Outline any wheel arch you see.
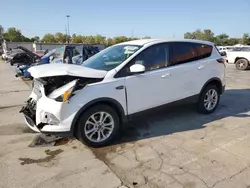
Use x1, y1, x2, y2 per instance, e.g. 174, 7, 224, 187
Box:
234, 57, 249, 64
70, 98, 127, 137
200, 78, 223, 95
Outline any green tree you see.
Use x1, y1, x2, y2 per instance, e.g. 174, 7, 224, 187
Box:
184, 29, 242, 46
20, 36, 31, 42
214, 33, 229, 45
55, 32, 67, 43
241, 33, 250, 45
94, 35, 106, 45
105, 37, 114, 47
113, 36, 129, 44
41, 33, 57, 43
2, 27, 23, 42
72, 34, 83, 43
142, 36, 151, 39
227, 38, 240, 46
85, 35, 96, 44
128, 37, 139, 41
30, 36, 40, 42
192, 29, 204, 40
184, 29, 214, 41
203, 29, 214, 41
184, 32, 195, 39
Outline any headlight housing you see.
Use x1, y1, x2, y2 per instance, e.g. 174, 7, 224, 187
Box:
48, 79, 78, 102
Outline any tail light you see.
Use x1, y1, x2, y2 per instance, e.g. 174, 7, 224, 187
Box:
217, 58, 226, 66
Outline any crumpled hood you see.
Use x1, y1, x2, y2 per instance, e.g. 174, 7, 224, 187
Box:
28, 63, 107, 78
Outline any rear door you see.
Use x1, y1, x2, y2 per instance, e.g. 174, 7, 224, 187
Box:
193, 43, 217, 88
167, 42, 202, 100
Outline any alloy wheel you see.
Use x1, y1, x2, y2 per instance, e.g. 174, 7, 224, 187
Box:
204, 89, 218, 111
84, 111, 114, 143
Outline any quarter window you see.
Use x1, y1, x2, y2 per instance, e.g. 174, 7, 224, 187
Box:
194, 43, 213, 59
170, 42, 198, 65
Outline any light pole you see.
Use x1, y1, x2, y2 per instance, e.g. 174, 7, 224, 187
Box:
66, 15, 70, 43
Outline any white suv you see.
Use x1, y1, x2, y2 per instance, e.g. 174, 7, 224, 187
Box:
21, 39, 226, 147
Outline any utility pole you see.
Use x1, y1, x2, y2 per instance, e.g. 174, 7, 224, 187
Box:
66, 15, 70, 43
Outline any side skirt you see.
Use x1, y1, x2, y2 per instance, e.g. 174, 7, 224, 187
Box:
127, 94, 199, 121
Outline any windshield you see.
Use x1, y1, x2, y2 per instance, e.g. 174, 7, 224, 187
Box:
42, 47, 65, 59
42, 49, 56, 58
82, 44, 141, 71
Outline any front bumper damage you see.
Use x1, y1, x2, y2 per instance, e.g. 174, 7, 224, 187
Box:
20, 98, 37, 131
20, 82, 76, 136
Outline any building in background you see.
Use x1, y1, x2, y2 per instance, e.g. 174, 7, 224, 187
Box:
1, 41, 105, 54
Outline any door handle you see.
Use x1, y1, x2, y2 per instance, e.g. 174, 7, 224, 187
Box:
161, 72, 171, 78
116, 85, 125, 90
198, 65, 204, 70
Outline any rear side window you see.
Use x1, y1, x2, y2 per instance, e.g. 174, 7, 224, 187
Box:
170, 42, 199, 65
194, 43, 213, 59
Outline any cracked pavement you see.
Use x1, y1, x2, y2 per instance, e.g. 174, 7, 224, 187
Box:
1, 61, 250, 188
92, 64, 250, 188
0, 61, 122, 188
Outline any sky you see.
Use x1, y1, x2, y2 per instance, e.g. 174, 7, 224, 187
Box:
1, 0, 250, 39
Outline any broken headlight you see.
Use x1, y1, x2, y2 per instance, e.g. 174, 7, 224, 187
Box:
48, 79, 78, 102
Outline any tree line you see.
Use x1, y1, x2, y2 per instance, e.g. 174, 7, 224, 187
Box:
0, 27, 151, 47
184, 29, 250, 46
1, 26, 250, 47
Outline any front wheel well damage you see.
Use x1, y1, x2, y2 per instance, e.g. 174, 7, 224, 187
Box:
72, 99, 126, 138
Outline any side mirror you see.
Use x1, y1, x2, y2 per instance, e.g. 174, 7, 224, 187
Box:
130, 64, 145, 74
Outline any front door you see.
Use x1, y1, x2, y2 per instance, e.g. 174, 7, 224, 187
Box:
124, 43, 177, 114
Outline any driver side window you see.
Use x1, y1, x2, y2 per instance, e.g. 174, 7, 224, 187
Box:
133, 43, 169, 71
114, 43, 169, 78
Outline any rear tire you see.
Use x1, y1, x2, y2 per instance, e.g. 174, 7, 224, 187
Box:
198, 85, 220, 114
76, 104, 120, 148
235, 59, 249, 70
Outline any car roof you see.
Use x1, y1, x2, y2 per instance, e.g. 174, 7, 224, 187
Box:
119, 38, 214, 46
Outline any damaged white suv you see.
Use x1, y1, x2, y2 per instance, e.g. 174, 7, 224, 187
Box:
21, 39, 226, 147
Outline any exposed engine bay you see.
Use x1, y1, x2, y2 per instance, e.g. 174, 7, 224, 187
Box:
20, 75, 103, 131
36, 75, 103, 96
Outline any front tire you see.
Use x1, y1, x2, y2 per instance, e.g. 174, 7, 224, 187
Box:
235, 59, 249, 70
198, 85, 220, 114
76, 104, 120, 147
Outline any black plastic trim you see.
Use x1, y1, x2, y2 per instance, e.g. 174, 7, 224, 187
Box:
40, 131, 74, 138
128, 94, 199, 120
200, 77, 223, 94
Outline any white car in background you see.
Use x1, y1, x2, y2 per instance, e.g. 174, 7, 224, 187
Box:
226, 51, 250, 70
21, 39, 226, 147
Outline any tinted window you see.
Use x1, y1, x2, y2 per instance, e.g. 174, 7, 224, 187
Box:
171, 42, 198, 65
132, 43, 169, 71
73, 49, 80, 56
194, 43, 213, 59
